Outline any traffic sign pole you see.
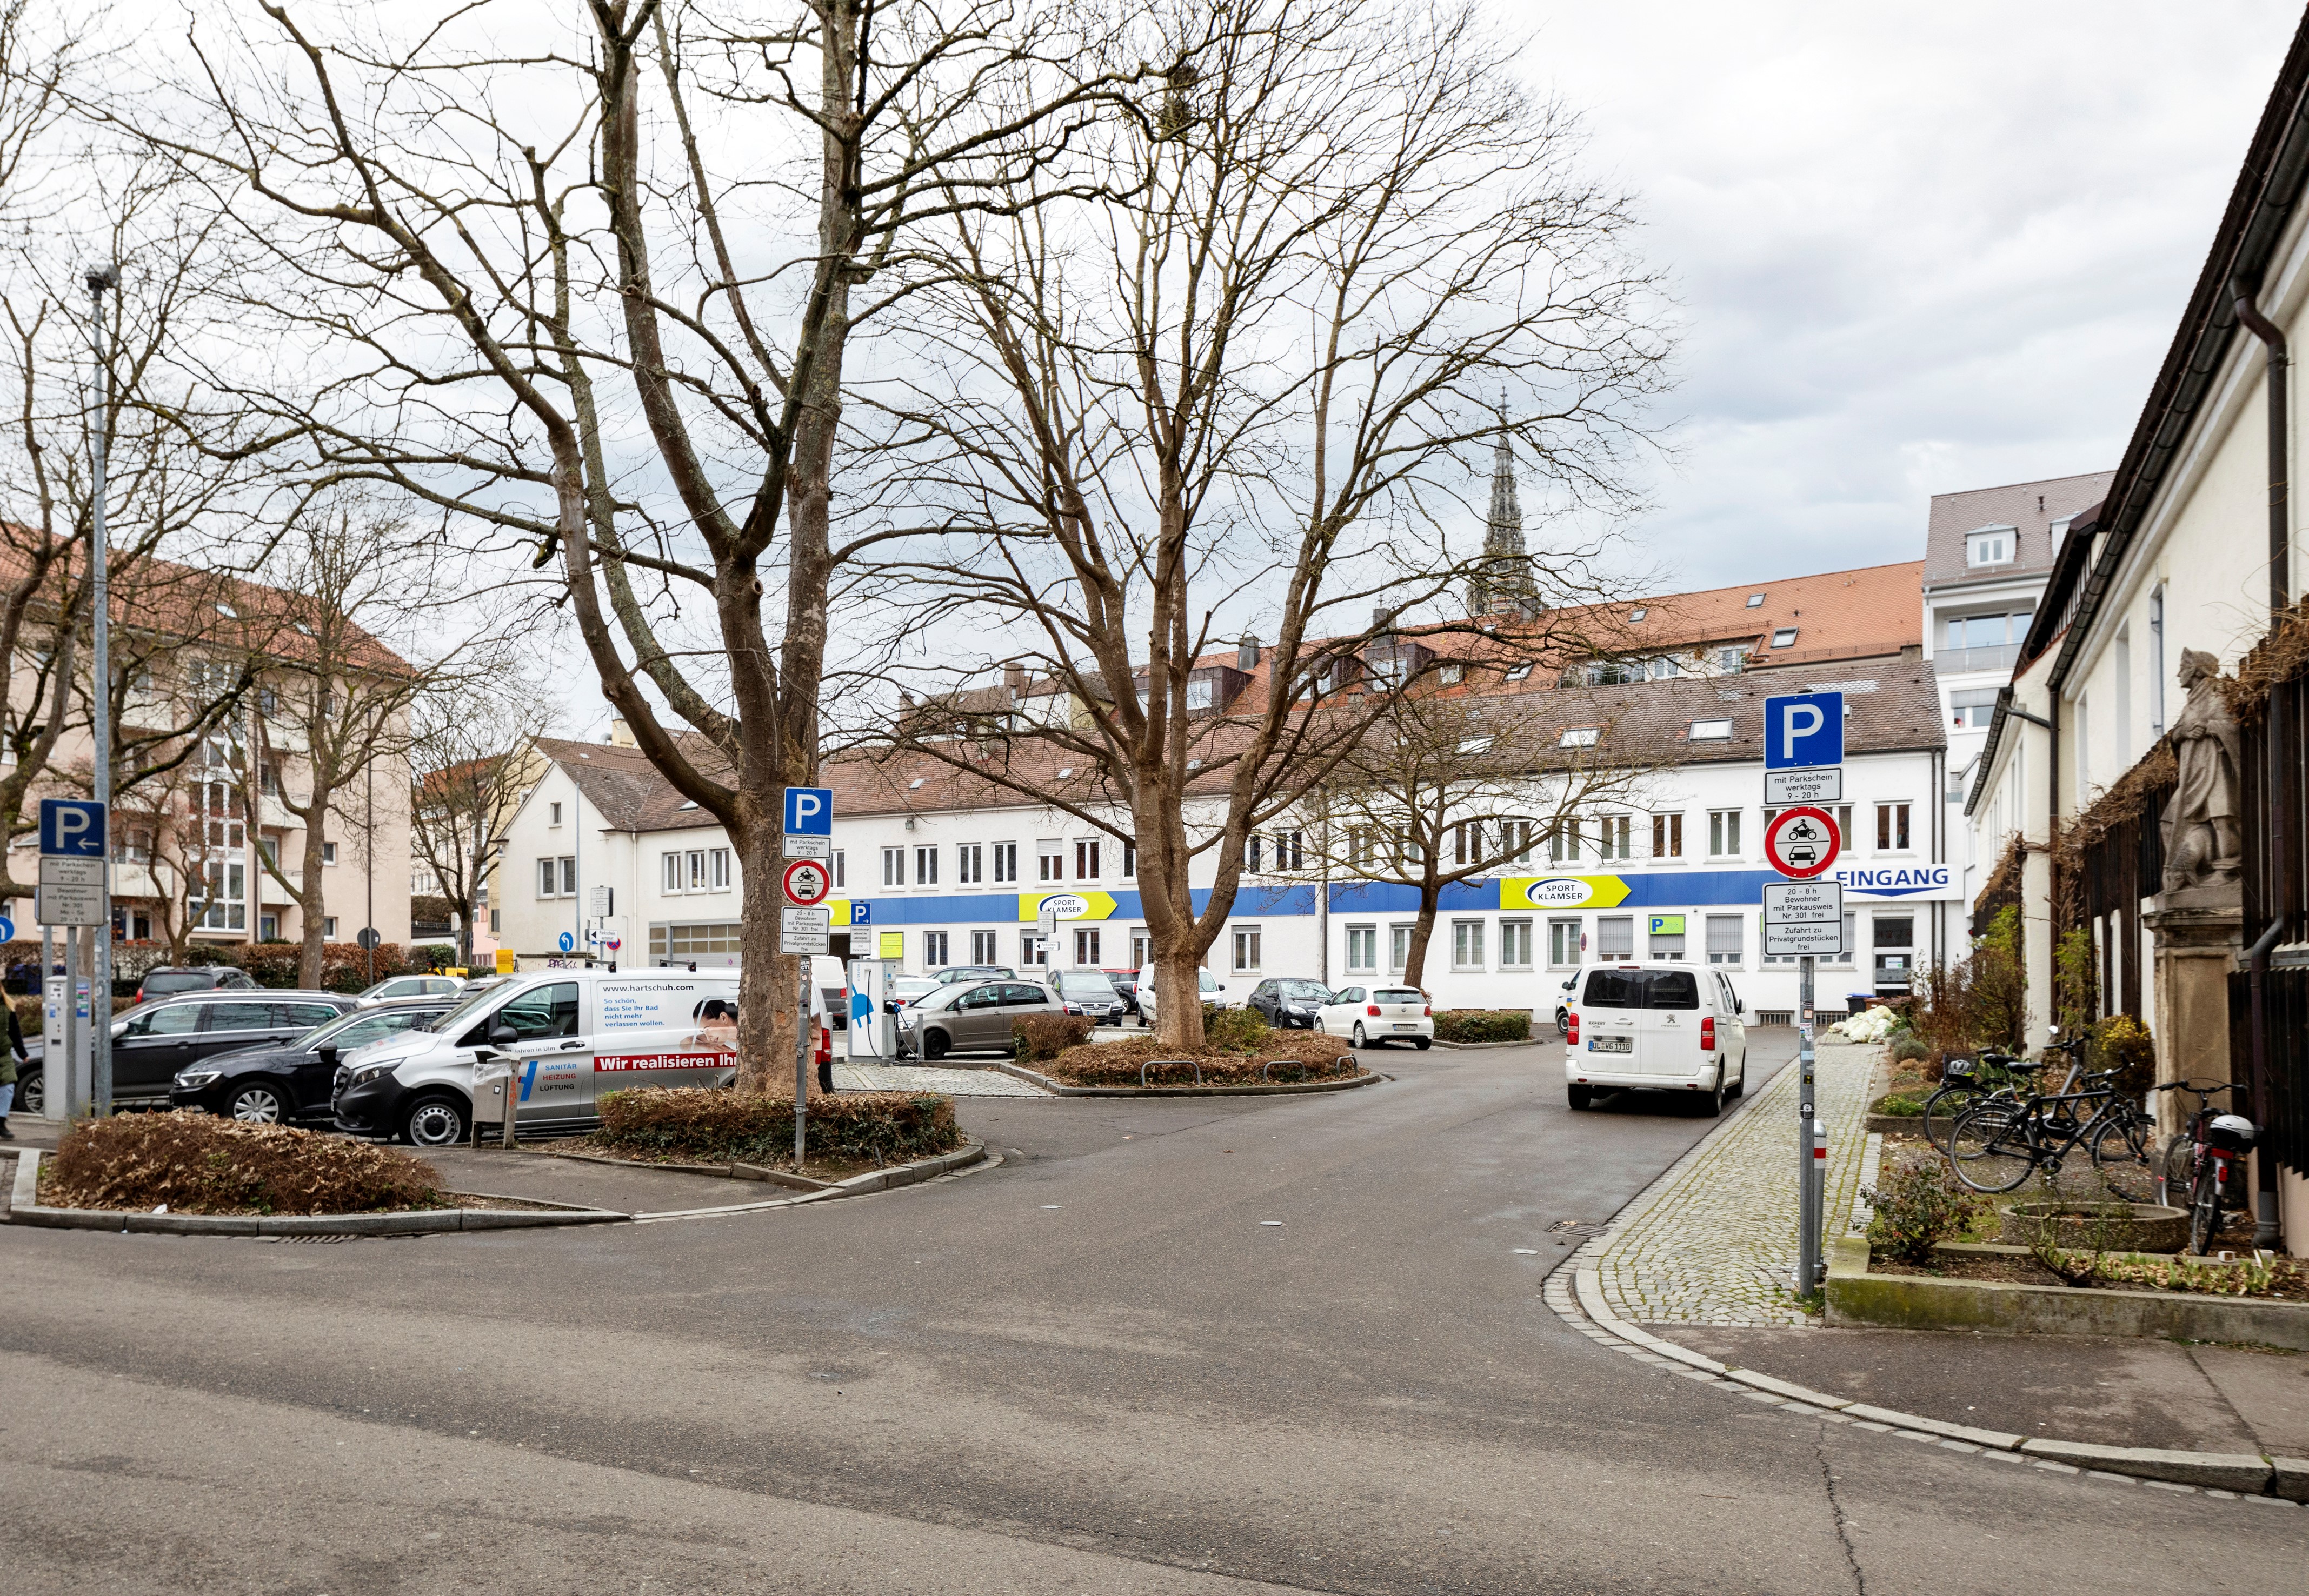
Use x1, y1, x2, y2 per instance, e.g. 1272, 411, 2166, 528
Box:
1764, 692, 1842, 1299
783, 786, 834, 1171
90, 265, 117, 1117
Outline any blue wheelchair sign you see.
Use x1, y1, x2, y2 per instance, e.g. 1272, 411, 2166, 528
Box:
558, 931, 575, 953
1763, 692, 1844, 770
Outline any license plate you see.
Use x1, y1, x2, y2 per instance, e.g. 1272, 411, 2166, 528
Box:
1393, 1023, 1417, 1031
1588, 1036, 1633, 1054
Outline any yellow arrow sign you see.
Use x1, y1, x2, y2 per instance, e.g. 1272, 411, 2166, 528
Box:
1500, 875, 1631, 911
1018, 890, 1119, 924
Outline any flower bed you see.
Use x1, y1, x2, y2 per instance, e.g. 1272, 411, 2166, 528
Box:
1432, 1009, 1531, 1044
1040, 1030, 1362, 1087
593, 1086, 961, 1167
43, 1112, 444, 1215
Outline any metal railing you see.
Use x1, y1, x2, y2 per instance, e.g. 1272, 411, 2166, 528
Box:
1935, 642, 2021, 673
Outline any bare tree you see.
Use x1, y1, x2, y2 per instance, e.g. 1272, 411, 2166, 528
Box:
409, 687, 550, 967
109, 1, 1192, 1085
874, 0, 1669, 1045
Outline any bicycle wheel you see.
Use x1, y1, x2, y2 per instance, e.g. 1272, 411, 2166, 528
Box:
2158, 1135, 2193, 1207
1948, 1101, 2037, 1193
1921, 1083, 1981, 1153
2088, 1117, 2157, 1205
2188, 1164, 2220, 1256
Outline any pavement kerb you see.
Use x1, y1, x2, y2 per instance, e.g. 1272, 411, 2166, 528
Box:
1429, 1038, 1532, 1051
1546, 1120, 2304, 1502
992, 1061, 1386, 1097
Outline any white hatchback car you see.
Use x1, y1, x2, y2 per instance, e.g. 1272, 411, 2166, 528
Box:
1316, 984, 1433, 1050
1563, 962, 1748, 1116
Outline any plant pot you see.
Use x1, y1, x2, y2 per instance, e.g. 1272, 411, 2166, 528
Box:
1997, 1201, 2190, 1254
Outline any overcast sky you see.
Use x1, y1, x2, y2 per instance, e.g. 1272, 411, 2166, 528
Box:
1515, 0, 2304, 589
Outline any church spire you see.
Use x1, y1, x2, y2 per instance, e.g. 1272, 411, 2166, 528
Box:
1469, 420, 1538, 617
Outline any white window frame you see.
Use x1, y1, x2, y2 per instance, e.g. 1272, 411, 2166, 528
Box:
1594, 916, 1634, 960
1875, 802, 1913, 853
1231, 924, 1262, 973
1450, 919, 1485, 971
1707, 809, 1741, 858
322, 841, 338, 865
710, 848, 731, 890
970, 929, 999, 964
1652, 812, 1683, 859
992, 842, 1018, 883
1548, 918, 1581, 968
1075, 838, 1101, 879
1346, 924, 1378, 974
915, 844, 939, 885
957, 843, 982, 885
1705, 913, 1743, 967
881, 846, 906, 887
1037, 840, 1064, 882
923, 930, 950, 967
1074, 926, 1102, 966
661, 852, 681, 893
1595, 814, 1631, 860
1500, 918, 1534, 970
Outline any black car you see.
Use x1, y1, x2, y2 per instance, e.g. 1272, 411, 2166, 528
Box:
170, 998, 455, 1124
136, 965, 258, 1002
16, 990, 357, 1115
1099, 969, 1143, 1018
1246, 978, 1334, 1029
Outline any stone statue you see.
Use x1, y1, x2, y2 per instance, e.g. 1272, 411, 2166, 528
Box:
2160, 648, 2243, 893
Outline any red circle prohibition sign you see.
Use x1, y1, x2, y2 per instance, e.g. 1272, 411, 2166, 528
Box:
1764, 805, 1840, 879
782, 858, 833, 906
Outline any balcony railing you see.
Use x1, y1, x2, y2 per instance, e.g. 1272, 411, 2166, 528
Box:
1936, 642, 2020, 674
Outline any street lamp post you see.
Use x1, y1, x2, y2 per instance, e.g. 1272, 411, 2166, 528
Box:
89, 263, 119, 1117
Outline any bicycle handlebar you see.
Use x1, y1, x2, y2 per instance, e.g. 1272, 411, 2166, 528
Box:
2151, 1079, 2238, 1096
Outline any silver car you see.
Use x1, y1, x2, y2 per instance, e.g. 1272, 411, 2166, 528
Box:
901, 979, 1060, 1060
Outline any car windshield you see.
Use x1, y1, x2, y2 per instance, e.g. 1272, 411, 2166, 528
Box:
300, 1006, 439, 1050
1197, 972, 1220, 993
910, 984, 968, 1012
1058, 975, 1112, 998
418, 980, 516, 1036
1279, 981, 1330, 1000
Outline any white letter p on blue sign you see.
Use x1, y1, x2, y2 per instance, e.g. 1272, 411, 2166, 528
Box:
1763, 692, 1842, 771
784, 785, 833, 836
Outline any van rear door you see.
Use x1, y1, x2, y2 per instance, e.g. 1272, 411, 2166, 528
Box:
1579, 968, 1643, 1064
1638, 967, 1702, 1074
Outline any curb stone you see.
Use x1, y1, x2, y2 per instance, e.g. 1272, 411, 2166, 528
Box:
993, 1061, 1384, 1097
1542, 1130, 2301, 1502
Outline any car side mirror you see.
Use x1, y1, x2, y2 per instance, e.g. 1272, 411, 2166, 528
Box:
317, 1046, 339, 1067
489, 1023, 518, 1046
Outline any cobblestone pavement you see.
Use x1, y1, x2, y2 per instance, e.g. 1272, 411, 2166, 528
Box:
833, 1062, 1050, 1097
1588, 1040, 1880, 1327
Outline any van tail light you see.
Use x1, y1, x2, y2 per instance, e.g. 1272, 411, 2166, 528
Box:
815, 1024, 832, 1065
1366, 1004, 1382, 1017
1567, 1012, 1580, 1045
1701, 1016, 1716, 1051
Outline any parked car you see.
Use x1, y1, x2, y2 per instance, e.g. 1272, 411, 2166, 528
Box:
354, 973, 465, 1007
929, 965, 1015, 986
1099, 968, 1143, 1019
1246, 978, 1333, 1030
899, 978, 1060, 1060
1315, 984, 1432, 1050
170, 997, 456, 1124
1054, 970, 1126, 1025
1132, 966, 1229, 1026
12, 990, 361, 1116
1563, 962, 1749, 1117
135, 966, 257, 1003
884, 975, 940, 1013
1553, 974, 1579, 1038
332, 967, 828, 1147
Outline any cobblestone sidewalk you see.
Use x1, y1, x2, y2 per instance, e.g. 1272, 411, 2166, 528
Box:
1587, 1040, 1880, 1327
833, 1063, 1050, 1098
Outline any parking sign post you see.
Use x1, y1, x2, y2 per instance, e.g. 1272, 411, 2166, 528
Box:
783, 786, 834, 1169
1762, 694, 1840, 1297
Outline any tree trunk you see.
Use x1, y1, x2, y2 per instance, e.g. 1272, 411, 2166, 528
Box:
1402, 890, 1439, 991
734, 816, 799, 1093
296, 820, 329, 988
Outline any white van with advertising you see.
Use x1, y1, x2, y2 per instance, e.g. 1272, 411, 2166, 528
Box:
1563, 962, 1749, 1117
329, 967, 827, 1147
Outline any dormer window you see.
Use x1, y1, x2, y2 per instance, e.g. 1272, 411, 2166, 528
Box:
1502, 662, 1533, 682
1688, 718, 1734, 741
1559, 726, 1599, 749
1968, 526, 2015, 566
1629, 607, 1648, 622
1458, 735, 1494, 754
1745, 593, 1765, 608
1771, 627, 1798, 649
909, 777, 925, 790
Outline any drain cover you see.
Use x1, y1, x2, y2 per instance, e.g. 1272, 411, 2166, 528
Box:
1546, 1219, 1607, 1236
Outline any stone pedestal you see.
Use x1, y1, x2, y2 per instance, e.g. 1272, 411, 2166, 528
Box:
2142, 887, 2243, 1146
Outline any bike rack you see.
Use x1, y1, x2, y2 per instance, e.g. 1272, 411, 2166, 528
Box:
1142, 1057, 1202, 1087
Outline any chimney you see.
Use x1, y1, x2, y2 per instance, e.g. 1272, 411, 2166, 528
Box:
1003, 661, 1027, 698
606, 718, 637, 747
1236, 635, 1260, 670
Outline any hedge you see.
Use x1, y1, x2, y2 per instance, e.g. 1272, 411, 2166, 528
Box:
45, 1111, 444, 1214
1432, 1009, 1532, 1044
0, 938, 429, 996
594, 1086, 961, 1167
1012, 1012, 1094, 1061
1043, 1027, 1361, 1087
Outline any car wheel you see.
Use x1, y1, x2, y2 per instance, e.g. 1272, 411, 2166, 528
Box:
17, 1068, 42, 1117
401, 1094, 469, 1148
228, 1082, 290, 1124
1702, 1071, 1725, 1118
1414, 1038, 1432, 1050
1555, 1009, 1569, 1039
923, 1029, 949, 1061
1352, 1023, 1367, 1050
1728, 1052, 1747, 1099
1568, 1084, 1592, 1111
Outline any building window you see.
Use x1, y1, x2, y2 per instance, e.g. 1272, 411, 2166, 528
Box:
1021, 932, 1049, 968
1278, 830, 1302, 871
1074, 838, 1101, 879
1875, 802, 1911, 851
662, 852, 681, 892
1037, 840, 1064, 882
1652, 812, 1683, 858
923, 931, 949, 967
1950, 687, 1999, 729
1708, 810, 1741, 857
648, 920, 743, 965
1745, 593, 1765, 607
1559, 725, 1599, 748
1648, 916, 1686, 960
1500, 919, 1533, 970
1688, 718, 1733, 741
1074, 926, 1101, 966
323, 916, 338, 938
915, 845, 939, 885
687, 850, 707, 892
992, 842, 1018, 883
490, 909, 501, 934
537, 858, 558, 897
831, 850, 846, 890
1389, 923, 1414, 972
1500, 818, 1534, 864
1718, 647, 1745, 673
1706, 914, 1742, 966
1130, 926, 1152, 967
1439, 663, 1463, 684
1968, 529, 2013, 566
1122, 838, 1137, 876
1595, 916, 1633, 959
2150, 584, 2166, 734
882, 847, 906, 887
970, 930, 998, 964
1549, 820, 1582, 864
957, 844, 982, 885
1451, 919, 1485, 970
549, 802, 562, 826
1595, 814, 1631, 860
1548, 919, 1581, 967
1449, 822, 1478, 867
1771, 627, 1798, 649
1248, 834, 1263, 873
1232, 925, 1262, 973
322, 842, 338, 865
710, 848, 730, 890
560, 857, 577, 895
1346, 924, 1378, 973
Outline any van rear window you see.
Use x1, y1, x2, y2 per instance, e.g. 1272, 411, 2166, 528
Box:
1580, 969, 1700, 1010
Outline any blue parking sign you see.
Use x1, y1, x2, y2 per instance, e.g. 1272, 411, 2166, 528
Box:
850, 900, 870, 926
39, 798, 107, 857
1763, 693, 1843, 770
784, 785, 833, 836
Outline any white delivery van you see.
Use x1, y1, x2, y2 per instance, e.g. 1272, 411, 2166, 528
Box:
329, 967, 826, 1146
1563, 962, 1748, 1117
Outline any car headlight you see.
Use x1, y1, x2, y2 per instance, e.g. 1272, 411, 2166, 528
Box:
350, 1061, 398, 1087
174, 1068, 221, 1089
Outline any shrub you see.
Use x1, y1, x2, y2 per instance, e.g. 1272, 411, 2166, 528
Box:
2093, 1013, 2156, 1096
1862, 1160, 1980, 1265
1013, 1012, 1094, 1061
1870, 1091, 1928, 1118
1202, 1005, 1274, 1053
594, 1087, 961, 1167
1042, 1030, 1360, 1087
44, 1112, 443, 1215
1888, 1034, 1931, 1065
1433, 1009, 1531, 1044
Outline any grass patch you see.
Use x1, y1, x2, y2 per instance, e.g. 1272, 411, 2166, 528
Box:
44, 1112, 444, 1216
1040, 1025, 1363, 1087
1869, 1090, 1929, 1118
594, 1087, 961, 1167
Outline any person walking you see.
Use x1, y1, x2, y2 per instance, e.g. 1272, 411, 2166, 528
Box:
1, 999, 23, 1139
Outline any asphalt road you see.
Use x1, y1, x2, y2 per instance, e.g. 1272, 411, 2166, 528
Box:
3, 1036, 2304, 1594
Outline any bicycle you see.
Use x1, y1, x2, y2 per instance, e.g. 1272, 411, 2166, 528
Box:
2151, 1080, 2258, 1255
1922, 1029, 2087, 1154
1944, 1067, 2154, 1197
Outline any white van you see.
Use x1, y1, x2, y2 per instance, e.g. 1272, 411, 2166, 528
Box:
1563, 962, 1748, 1117
1133, 965, 1230, 1027
329, 967, 826, 1146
